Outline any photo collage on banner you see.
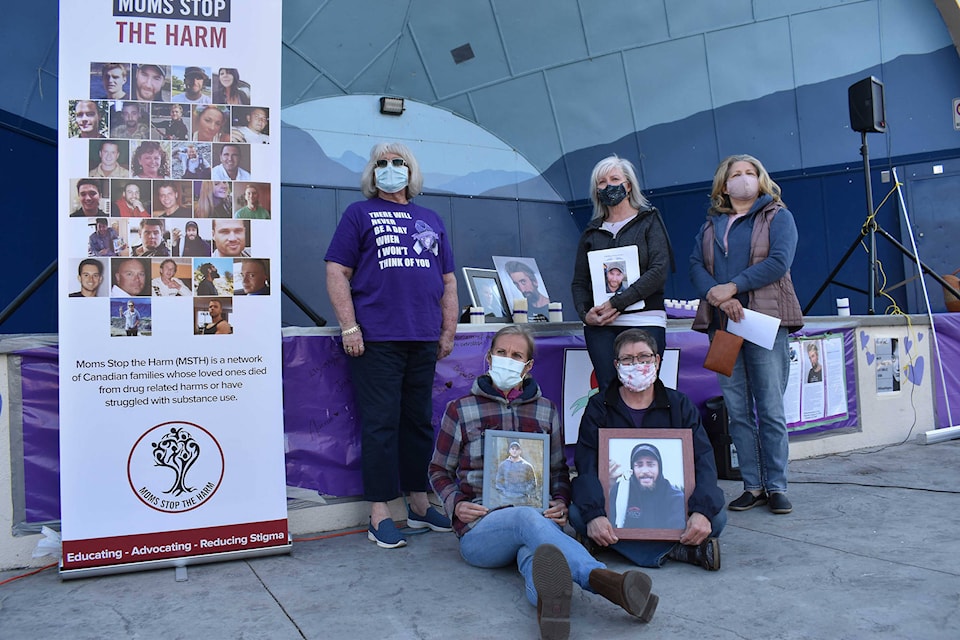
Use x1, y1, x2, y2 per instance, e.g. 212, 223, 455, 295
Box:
67, 60, 273, 336
58, 1, 288, 577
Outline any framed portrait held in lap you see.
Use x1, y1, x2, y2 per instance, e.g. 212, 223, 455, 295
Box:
600, 429, 694, 541
482, 430, 550, 511
462, 267, 511, 323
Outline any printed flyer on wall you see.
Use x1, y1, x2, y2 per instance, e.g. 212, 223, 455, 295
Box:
57, 0, 288, 577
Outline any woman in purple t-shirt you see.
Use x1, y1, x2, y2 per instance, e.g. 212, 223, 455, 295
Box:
324, 142, 459, 549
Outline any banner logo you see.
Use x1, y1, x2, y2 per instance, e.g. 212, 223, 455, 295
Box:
128, 421, 224, 513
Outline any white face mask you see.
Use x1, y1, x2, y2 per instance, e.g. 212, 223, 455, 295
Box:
617, 362, 657, 393
488, 355, 527, 391
375, 164, 409, 194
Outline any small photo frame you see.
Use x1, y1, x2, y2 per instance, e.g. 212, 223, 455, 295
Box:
587, 247, 645, 312
462, 267, 510, 322
600, 429, 694, 540
493, 256, 552, 321
482, 430, 550, 511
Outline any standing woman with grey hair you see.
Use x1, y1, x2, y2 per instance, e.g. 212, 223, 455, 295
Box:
571, 155, 673, 395
325, 142, 459, 549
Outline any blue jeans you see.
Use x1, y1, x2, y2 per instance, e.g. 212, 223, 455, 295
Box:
584, 324, 666, 396
347, 341, 438, 502
459, 507, 605, 607
715, 327, 790, 493
568, 503, 727, 568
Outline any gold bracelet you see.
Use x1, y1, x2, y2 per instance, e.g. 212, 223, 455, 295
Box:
340, 324, 361, 336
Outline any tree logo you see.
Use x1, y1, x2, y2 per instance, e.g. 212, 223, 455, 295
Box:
128, 421, 224, 513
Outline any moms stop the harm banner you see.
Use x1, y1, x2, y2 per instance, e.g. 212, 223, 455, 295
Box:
57, 1, 288, 577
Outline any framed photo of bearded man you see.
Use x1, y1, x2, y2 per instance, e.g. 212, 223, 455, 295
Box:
599, 429, 694, 541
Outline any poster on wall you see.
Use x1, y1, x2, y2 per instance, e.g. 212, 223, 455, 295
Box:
786, 335, 848, 432
57, 0, 288, 577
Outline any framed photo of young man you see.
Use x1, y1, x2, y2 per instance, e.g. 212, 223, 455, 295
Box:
482, 430, 550, 511
462, 267, 511, 323
599, 429, 694, 541
586, 247, 645, 311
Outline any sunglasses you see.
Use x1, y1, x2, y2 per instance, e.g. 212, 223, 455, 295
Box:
375, 158, 407, 168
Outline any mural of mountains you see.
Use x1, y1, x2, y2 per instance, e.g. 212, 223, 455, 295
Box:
282, 122, 561, 201
432, 170, 561, 201
335, 150, 367, 173
280, 123, 360, 186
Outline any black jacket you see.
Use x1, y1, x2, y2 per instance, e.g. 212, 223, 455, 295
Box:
570, 207, 672, 320
573, 380, 724, 526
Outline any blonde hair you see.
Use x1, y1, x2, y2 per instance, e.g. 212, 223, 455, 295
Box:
196, 181, 231, 218
708, 154, 784, 215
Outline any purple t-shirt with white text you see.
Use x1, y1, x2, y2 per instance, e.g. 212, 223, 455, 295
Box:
324, 197, 454, 341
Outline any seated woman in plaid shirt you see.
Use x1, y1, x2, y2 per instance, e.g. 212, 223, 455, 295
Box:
429, 326, 658, 639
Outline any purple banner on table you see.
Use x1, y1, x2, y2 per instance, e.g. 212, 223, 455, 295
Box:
933, 314, 960, 428
17, 325, 864, 524
18, 346, 61, 524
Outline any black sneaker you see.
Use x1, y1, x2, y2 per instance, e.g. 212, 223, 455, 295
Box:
768, 492, 793, 514
667, 537, 721, 571
575, 531, 600, 557
728, 491, 767, 511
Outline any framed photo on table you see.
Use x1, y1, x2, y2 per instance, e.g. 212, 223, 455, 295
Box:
462, 267, 511, 323
600, 429, 694, 541
482, 430, 550, 511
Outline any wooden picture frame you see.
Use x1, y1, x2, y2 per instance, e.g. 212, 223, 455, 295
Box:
482, 430, 550, 511
462, 267, 511, 323
599, 429, 694, 540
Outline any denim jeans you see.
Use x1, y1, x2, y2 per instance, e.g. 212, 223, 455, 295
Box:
459, 506, 605, 606
347, 341, 438, 502
715, 327, 790, 493
568, 503, 727, 568
584, 324, 666, 396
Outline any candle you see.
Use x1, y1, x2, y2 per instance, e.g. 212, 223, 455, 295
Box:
548, 302, 563, 322
512, 298, 528, 324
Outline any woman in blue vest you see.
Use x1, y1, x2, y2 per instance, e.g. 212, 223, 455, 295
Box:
690, 154, 803, 516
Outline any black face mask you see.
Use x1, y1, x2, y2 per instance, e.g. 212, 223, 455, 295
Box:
597, 183, 628, 207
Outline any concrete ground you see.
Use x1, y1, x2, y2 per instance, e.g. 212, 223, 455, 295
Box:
1, 439, 958, 639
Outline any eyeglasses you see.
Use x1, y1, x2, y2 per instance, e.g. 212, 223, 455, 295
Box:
375, 158, 407, 168
616, 354, 657, 366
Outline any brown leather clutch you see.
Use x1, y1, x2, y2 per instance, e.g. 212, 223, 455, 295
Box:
703, 329, 744, 377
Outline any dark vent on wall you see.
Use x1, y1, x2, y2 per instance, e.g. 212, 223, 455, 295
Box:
451, 43, 475, 64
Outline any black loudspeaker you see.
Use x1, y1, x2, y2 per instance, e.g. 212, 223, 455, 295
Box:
848, 76, 886, 133
702, 396, 741, 481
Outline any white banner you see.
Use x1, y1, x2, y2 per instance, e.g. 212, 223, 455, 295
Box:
58, 0, 288, 576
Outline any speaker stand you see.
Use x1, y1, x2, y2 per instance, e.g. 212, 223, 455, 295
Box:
805, 132, 960, 314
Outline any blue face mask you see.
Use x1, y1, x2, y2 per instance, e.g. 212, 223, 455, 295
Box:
375, 164, 409, 194
488, 355, 527, 391
597, 183, 628, 207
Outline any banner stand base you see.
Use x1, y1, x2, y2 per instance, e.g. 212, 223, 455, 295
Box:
59, 539, 292, 581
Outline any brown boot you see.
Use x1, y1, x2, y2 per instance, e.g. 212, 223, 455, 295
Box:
588, 568, 658, 622
533, 544, 572, 640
